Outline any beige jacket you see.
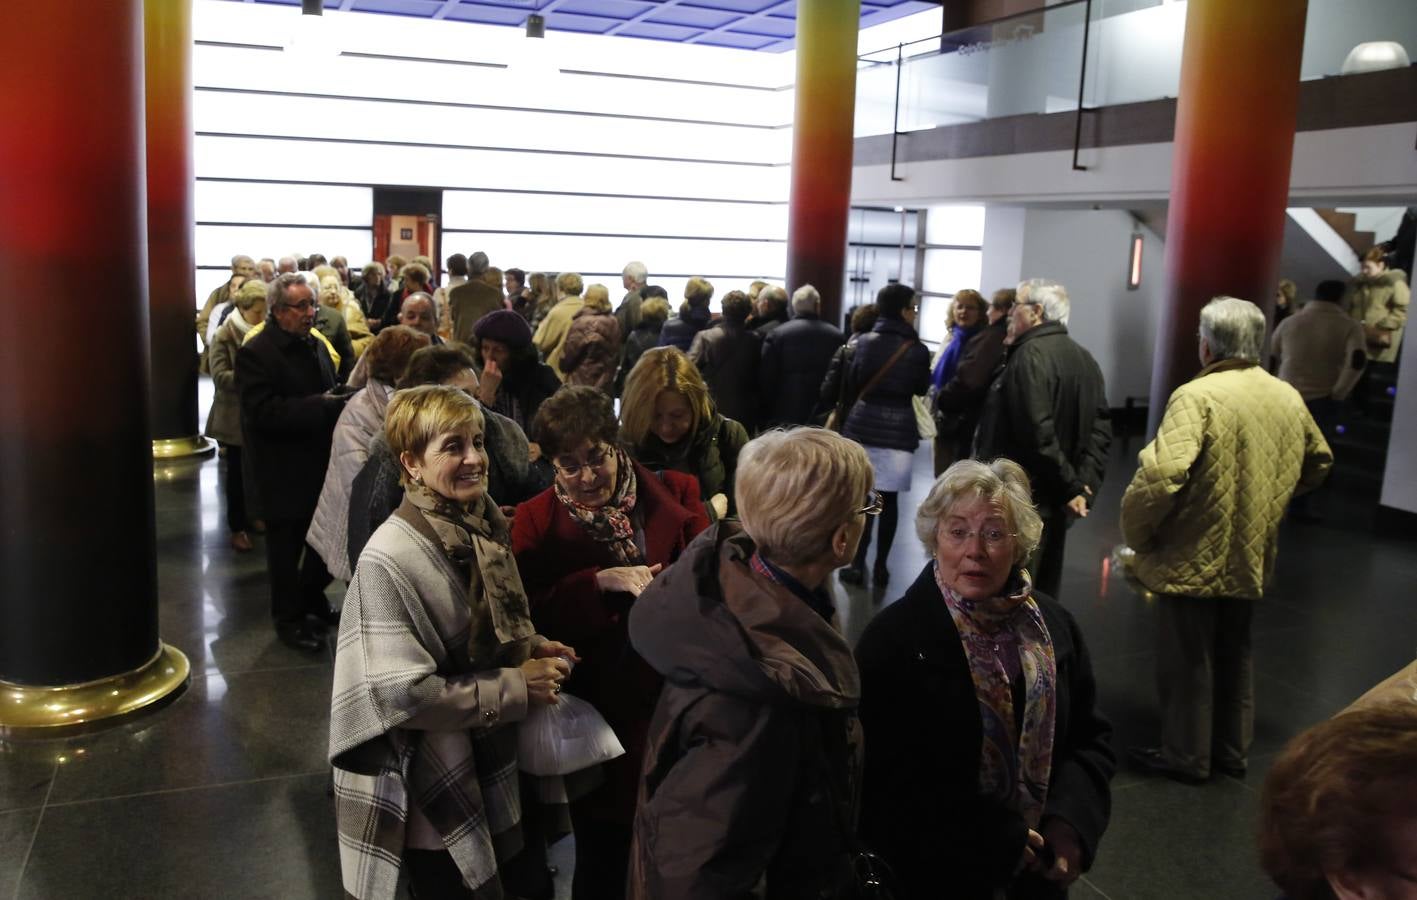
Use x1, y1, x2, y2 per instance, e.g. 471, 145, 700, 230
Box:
1346, 269, 1409, 363
532, 296, 585, 380
325, 287, 373, 358
1121, 360, 1332, 599
1271, 300, 1367, 401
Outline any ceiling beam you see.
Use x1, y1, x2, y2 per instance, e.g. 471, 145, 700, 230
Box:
602, 2, 675, 36
682, 0, 796, 44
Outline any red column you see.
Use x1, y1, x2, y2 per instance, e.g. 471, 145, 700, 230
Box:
1149, 0, 1308, 434
0, 0, 188, 728
786, 0, 863, 327
148, 0, 212, 459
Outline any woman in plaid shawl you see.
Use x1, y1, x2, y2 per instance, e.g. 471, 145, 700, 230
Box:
330, 385, 578, 900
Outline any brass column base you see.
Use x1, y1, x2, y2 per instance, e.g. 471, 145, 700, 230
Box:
0, 644, 191, 737
152, 435, 216, 460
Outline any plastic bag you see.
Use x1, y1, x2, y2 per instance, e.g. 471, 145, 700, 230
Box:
518, 692, 625, 776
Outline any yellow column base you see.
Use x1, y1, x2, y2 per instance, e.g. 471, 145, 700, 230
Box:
152, 435, 216, 460
0, 643, 191, 737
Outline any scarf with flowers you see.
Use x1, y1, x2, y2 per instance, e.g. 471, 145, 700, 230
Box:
935, 561, 1057, 828
553, 448, 644, 566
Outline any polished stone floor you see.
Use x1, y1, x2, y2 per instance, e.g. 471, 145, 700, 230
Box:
4, 420, 1415, 899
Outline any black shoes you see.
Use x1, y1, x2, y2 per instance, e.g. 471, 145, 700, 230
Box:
309, 605, 341, 632
277, 623, 326, 653
1128, 747, 1208, 785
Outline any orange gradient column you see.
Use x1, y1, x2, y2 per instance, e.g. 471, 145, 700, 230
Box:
1149, 0, 1308, 434
0, 0, 188, 726
147, 0, 212, 459
786, 0, 863, 327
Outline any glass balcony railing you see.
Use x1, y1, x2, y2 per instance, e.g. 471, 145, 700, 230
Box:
855, 0, 1417, 139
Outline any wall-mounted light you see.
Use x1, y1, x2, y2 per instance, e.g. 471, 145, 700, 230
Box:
526, 14, 545, 39
1127, 231, 1143, 290
302, 0, 322, 15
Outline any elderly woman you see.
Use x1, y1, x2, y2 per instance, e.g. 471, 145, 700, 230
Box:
614, 291, 670, 397
356, 261, 395, 331
346, 344, 549, 570
839, 283, 932, 587
856, 459, 1115, 899
627, 428, 871, 898
308, 326, 431, 583
620, 347, 749, 522
533, 271, 586, 377
934, 287, 1014, 467
512, 385, 708, 900
560, 283, 623, 393
928, 289, 987, 476
206, 278, 268, 552
472, 309, 563, 441
314, 265, 373, 357
658, 276, 715, 353
330, 384, 577, 900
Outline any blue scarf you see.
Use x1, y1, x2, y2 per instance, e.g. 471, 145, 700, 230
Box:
931, 324, 979, 389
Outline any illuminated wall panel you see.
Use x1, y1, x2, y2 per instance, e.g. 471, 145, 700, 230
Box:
196, 225, 373, 278
195, 181, 372, 226
442, 231, 784, 281
443, 191, 787, 241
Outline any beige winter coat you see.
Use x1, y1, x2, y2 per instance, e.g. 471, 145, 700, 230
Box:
324, 288, 373, 358
1121, 360, 1332, 600
1346, 268, 1409, 363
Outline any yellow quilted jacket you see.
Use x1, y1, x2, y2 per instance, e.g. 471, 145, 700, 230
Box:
1120, 360, 1332, 599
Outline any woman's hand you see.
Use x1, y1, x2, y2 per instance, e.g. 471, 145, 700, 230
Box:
595, 564, 664, 597
1017, 829, 1046, 873
521, 656, 572, 706
527, 441, 542, 463
709, 493, 729, 520
478, 358, 502, 406
1036, 819, 1083, 885
533, 641, 580, 665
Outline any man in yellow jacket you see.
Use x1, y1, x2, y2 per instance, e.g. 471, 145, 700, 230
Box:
1121, 296, 1331, 785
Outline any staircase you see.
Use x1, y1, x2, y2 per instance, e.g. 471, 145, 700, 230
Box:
1313, 208, 1377, 258
1321, 361, 1398, 529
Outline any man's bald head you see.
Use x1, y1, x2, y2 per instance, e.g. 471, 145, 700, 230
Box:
399, 292, 438, 337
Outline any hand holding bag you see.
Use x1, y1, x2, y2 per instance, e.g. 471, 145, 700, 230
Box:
518, 689, 626, 776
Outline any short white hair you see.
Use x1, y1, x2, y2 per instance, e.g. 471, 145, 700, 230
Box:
791, 284, 820, 315
231, 254, 253, 269
623, 261, 647, 286
1019, 278, 1070, 326
1200, 295, 1267, 362
915, 458, 1043, 567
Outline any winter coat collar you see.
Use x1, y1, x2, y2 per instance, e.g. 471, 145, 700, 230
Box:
1012, 319, 1068, 348
1194, 357, 1258, 380
871, 315, 920, 340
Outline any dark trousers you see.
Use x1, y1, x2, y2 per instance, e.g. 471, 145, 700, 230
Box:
569, 804, 631, 900
852, 491, 900, 573
1292, 397, 1340, 517
263, 512, 332, 628
1028, 505, 1070, 600
222, 444, 247, 533
1155, 595, 1254, 778
405, 849, 475, 900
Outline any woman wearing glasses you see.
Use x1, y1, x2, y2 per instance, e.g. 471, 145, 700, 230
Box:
626, 428, 872, 899
512, 385, 709, 900
855, 459, 1115, 899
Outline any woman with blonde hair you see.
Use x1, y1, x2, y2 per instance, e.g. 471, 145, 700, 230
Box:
658, 276, 714, 353
621, 347, 749, 522
857, 458, 1114, 899
525, 272, 556, 328
560, 283, 623, 393
314, 264, 373, 357
532, 271, 586, 377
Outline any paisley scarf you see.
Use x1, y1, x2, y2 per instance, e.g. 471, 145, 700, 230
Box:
404, 481, 536, 669
935, 561, 1057, 828
553, 448, 644, 566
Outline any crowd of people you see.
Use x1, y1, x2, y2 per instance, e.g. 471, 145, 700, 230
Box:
189, 242, 1407, 899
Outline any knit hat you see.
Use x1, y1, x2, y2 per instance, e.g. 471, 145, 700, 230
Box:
473, 309, 532, 349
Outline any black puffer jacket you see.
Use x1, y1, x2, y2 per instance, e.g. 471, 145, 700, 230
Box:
974, 321, 1111, 508
760, 313, 845, 427
840, 317, 932, 452
628, 522, 862, 900
658, 304, 714, 354
616, 319, 664, 397
688, 321, 762, 431
630, 413, 749, 521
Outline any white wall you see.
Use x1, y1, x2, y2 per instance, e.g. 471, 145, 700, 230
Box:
190, 0, 797, 306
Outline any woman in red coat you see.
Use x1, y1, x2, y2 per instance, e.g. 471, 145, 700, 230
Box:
513, 385, 709, 900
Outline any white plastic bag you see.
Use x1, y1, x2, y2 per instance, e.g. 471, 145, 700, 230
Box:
518, 692, 625, 776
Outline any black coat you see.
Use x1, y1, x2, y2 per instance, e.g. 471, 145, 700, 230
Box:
658, 304, 713, 354
855, 565, 1115, 900
934, 317, 1008, 439
356, 281, 395, 330
315, 306, 355, 383
840, 317, 932, 452
490, 351, 562, 437
616, 320, 664, 397
973, 321, 1111, 509
688, 321, 762, 431
236, 323, 345, 520
760, 313, 845, 427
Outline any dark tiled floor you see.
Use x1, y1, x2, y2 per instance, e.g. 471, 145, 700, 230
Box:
4, 401, 1415, 899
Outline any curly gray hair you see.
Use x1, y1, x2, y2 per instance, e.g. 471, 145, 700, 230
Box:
915, 458, 1043, 567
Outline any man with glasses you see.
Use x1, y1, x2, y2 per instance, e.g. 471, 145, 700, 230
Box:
237, 273, 352, 653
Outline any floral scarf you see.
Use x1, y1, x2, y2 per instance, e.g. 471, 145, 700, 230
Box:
403, 481, 536, 669
935, 562, 1057, 828
553, 448, 644, 566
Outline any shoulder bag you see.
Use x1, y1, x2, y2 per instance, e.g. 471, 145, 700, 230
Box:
826, 340, 913, 434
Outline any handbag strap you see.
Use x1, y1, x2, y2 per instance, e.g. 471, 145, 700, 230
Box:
849, 340, 914, 412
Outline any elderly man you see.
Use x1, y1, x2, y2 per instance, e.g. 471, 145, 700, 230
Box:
759, 283, 844, 428
237, 273, 352, 653
198, 255, 255, 347
1123, 296, 1331, 784
257, 258, 277, 283
277, 255, 298, 275
330, 255, 350, 287
448, 250, 502, 344
974, 278, 1110, 600
615, 260, 649, 335
751, 285, 790, 338
397, 292, 445, 343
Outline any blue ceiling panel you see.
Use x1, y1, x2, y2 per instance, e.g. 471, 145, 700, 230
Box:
641, 5, 737, 28
443, 3, 532, 24
618, 21, 706, 41
221, 0, 939, 51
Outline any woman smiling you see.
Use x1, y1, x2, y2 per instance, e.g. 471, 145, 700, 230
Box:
513, 385, 709, 900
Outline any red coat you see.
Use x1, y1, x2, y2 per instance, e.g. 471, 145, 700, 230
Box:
512, 461, 709, 824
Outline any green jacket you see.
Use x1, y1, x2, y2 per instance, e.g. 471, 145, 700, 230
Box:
1120, 360, 1332, 600
631, 414, 749, 522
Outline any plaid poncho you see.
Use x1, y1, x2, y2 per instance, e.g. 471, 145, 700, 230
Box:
330, 499, 555, 900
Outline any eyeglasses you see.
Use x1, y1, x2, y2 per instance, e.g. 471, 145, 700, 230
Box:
553, 445, 612, 479
278, 300, 316, 312
857, 490, 883, 517
940, 525, 1015, 549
